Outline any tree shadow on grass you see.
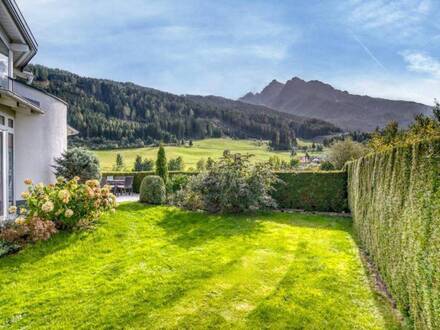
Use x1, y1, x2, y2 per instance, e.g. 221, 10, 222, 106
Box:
156, 208, 270, 249
157, 208, 352, 249
0, 229, 88, 271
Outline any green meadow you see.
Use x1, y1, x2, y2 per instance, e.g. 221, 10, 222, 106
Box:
94, 138, 320, 171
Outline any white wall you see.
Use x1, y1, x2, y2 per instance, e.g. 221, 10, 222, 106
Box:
13, 81, 67, 200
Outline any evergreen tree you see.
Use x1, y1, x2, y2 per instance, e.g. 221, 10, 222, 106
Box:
133, 155, 143, 171
206, 157, 214, 170
196, 159, 206, 171
156, 145, 168, 183
53, 147, 100, 181
433, 100, 440, 122
142, 159, 154, 171
168, 156, 184, 171
113, 153, 124, 171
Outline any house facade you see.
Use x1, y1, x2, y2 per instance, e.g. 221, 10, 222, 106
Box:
0, 0, 68, 220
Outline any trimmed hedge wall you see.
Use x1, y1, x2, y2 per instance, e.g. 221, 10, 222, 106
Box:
104, 170, 348, 212
102, 171, 198, 193
272, 171, 348, 212
346, 139, 440, 329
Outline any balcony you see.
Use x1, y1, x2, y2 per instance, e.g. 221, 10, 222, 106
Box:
0, 77, 43, 114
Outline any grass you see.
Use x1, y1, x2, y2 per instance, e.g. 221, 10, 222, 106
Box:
0, 203, 400, 329
94, 138, 322, 171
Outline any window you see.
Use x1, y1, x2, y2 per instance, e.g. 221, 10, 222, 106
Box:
8, 119, 13, 128
0, 39, 8, 90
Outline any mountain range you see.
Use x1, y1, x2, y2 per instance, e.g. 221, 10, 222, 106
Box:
28, 65, 340, 149
240, 77, 432, 132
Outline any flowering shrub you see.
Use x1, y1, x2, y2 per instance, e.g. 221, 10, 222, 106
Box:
0, 217, 57, 244
172, 153, 279, 213
21, 177, 117, 228
0, 177, 117, 255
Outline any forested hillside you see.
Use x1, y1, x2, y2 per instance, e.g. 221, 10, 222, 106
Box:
29, 65, 341, 149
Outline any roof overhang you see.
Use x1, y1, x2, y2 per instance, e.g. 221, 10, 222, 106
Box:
0, 88, 44, 114
0, 0, 38, 69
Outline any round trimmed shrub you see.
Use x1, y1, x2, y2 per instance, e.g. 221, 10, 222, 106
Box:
139, 176, 166, 204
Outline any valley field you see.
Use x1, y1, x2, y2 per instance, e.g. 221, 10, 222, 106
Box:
94, 138, 321, 171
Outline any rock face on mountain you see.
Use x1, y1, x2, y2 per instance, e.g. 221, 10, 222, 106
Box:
240, 77, 432, 132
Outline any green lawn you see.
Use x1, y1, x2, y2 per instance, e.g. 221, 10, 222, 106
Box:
0, 203, 400, 329
94, 138, 321, 171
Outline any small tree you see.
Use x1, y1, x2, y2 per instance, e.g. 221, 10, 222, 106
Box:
206, 157, 214, 170
53, 147, 100, 182
156, 145, 168, 183
196, 159, 206, 171
113, 153, 124, 171
328, 139, 367, 169
168, 156, 184, 171
289, 158, 300, 169
133, 155, 143, 172
320, 161, 335, 171
434, 100, 440, 123
142, 159, 154, 171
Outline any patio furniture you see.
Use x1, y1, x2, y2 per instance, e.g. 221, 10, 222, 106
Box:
118, 176, 134, 195
106, 176, 125, 195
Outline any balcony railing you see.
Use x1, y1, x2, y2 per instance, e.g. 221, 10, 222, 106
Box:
8, 77, 41, 107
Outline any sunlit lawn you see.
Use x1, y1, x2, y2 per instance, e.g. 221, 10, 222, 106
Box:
0, 203, 400, 329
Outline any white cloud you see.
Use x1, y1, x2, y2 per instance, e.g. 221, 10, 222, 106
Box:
344, 0, 433, 39
401, 51, 440, 78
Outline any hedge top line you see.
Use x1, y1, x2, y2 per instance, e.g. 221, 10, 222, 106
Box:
345, 137, 440, 168
101, 170, 346, 175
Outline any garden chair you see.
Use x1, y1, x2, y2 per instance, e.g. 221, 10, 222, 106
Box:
119, 176, 134, 195
111, 176, 124, 195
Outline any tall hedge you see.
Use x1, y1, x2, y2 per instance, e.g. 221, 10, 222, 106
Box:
346, 139, 440, 329
272, 171, 348, 212
104, 170, 348, 212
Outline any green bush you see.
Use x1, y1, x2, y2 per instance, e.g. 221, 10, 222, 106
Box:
139, 176, 166, 204
319, 161, 335, 171
166, 174, 189, 194
346, 139, 440, 329
168, 156, 184, 171
272, 171, 348, 212
133, 155, 154, 171
328, 139, 368, 169
53, 148, 101, 182
176, 153, 278, 213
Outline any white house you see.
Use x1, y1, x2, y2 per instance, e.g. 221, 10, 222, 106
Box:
0, 0, 69, 220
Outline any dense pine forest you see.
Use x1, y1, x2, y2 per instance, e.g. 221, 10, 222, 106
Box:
29, 65, 341, 150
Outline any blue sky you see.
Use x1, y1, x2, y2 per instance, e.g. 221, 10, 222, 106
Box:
17, 0, 440, 105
